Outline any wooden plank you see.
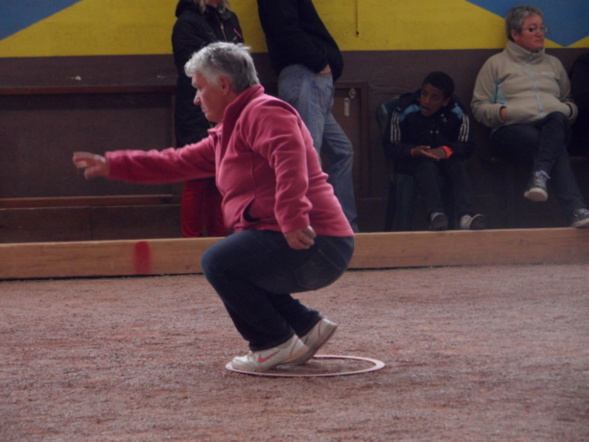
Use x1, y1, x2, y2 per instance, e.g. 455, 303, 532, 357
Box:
0, 238, 215, 280
1, 229, 588, 280
0, 85, 175, 96
0, 195, 179, 209
0, 205, 181, 243
90, 205, 181, 240
0, 208, 93, 243
351, 229, 589, 268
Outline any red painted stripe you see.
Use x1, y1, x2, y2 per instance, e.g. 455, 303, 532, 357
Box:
133, 241, 152, 275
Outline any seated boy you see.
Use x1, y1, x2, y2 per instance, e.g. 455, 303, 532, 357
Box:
383, 71, 485, 230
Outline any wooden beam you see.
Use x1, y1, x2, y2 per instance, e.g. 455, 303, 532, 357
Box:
1, 229, 588, 280
0, 195, 180, 209
0, 85, 175, 96
351, 228, 589, 268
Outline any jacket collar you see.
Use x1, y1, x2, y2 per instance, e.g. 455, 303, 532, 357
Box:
222, 84, 265, 125
505, 40, 545, 63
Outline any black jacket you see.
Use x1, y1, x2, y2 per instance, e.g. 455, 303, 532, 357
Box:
172, 0, 243, 146
257, 0, 344, 81
384, 91, 475, 161
570, 53, 589, 156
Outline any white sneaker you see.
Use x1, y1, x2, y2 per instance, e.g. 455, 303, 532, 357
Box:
429, 212, 448, 231
570, 208, 589, 228
459, 214, 486, 230
230, 335, 309, 373
289, 318, 338, 366
523, 171, 549, 202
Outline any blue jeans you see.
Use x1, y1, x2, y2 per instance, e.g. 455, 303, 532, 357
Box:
492, 112, 586, 221
278, 64, 359, 232
200, 230, 354, 351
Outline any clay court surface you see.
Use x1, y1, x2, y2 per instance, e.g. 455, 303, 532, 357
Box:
1, 264, 588, 441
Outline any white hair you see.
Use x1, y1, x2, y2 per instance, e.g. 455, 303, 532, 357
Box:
184, 42, 260, 94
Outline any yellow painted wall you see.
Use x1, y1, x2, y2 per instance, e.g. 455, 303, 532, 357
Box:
0, 0, 587, 57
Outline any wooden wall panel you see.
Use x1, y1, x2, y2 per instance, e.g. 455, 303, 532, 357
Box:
0, 204, 182, 243
0, 91, 176, 199
1, 49, 587, 242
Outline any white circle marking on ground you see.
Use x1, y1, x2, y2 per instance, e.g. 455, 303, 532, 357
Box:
225, 354, 386, 377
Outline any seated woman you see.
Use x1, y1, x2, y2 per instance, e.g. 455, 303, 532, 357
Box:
471, 4, 589, 228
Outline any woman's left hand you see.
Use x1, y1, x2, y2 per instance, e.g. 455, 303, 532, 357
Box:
284, 226, 316, 250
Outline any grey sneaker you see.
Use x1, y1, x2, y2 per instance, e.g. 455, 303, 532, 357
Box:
230, 335, 309, 373
459, 214, 486, 230
288, 318, 338, 366
570, 208, 589, 228
524, 170, 550, 202
429, 212, 448, 231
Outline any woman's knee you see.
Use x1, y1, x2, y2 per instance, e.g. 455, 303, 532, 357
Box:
545, 111, 568, 124
200, 243, 223, 277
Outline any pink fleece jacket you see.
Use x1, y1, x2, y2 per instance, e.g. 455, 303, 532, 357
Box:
106, 85, 353, 236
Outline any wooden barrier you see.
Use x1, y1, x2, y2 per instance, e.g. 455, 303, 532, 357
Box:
1, 228, 588, 280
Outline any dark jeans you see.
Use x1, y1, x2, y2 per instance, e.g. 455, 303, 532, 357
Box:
491, 112, 586, 221
201, 230, 354, 351
407, 156, 475, 219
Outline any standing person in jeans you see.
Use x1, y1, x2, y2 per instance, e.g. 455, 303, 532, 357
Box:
172, 0, 243, 237
73, 43, 354, 373
256, 0, 359, 232
471, 4, 589, 228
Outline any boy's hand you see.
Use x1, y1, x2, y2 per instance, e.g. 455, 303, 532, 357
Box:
411, 145, 442, 161
428, 147, 448, 160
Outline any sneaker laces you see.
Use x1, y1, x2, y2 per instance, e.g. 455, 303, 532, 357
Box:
534, 170, 550, 181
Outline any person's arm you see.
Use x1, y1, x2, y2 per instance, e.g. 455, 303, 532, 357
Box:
471, 58, 505, 128
73, 138, 216, 183
73, 152, 109, 179
444, 102, 475, 159
382, 110, 418, 160
571, 54, 589, 111
557, 62, 578, 122
383, 104, 444, 161
222, 11, 245, 44
172, 17, 210, 70
243, 99, 315, 236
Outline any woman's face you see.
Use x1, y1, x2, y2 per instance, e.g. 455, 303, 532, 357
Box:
205, 0, 221, 7
192, 72, 227, 123
511, 14, 546, 52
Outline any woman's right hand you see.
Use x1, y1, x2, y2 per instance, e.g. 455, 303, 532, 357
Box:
73, 152, 110, 179
499, 106, 507, 122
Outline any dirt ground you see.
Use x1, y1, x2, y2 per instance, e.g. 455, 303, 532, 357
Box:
1, 264, 588, 441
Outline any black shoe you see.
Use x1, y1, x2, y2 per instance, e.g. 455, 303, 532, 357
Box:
429, 212, 448, 231
523, 171, 549, 202
570, 208, 589, 228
